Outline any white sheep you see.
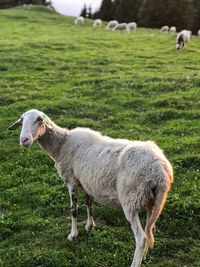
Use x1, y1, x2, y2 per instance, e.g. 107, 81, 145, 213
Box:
93, 19, 102, 28
169, 26, 176, 33
198, 29, 200, 37
74, 16, 84, 25
113, 23, 130, 33
105, 20, 118, 30
160, 25, 169, 32
176, 30, 192, 50
9, 109, 173, 267
128, 22, 137, 32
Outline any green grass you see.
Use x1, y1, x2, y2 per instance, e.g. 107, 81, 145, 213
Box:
0, 6, 200, 267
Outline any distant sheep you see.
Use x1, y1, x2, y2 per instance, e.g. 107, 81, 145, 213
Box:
128, 22, 137, 32
9, 109, 173, 267
113, 23, 130, 33
198, 30, 200, 37
176, 30, 192, 50
160, 25, 169, 32
169, 26, 176, 33
105, 20, 118, 30
74, 16, 84, 25
93, 19, 102, 28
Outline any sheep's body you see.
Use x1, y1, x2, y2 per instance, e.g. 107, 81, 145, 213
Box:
74, 16, 84, 25
113, 23, 130, 32
160, 25, 169, 32
198, 29, 200, 37
176, 30, 191, 50
105, 20, 118, 30
9, 109, 173, 267
128, 22, 137, 31
55, 127, 172, 209
93, 19, 102, 28
169, 26, 176, 33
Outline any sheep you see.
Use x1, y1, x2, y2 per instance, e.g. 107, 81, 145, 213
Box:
160, 25, 169, 32
74, 16, 84, 25
105, 20, 118, 30
198, 29, 200, 37
169, 26, 176, 33
9, 109, 173, 267
176, 30, 192, 50
93, 19, 102, 28
128, 22, 137, 32
113, 23, 130, 33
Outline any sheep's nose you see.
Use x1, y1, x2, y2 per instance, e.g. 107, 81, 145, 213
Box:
20, 137, 32, 148
20, 137, 29, 144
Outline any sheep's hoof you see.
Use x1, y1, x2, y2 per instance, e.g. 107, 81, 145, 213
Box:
143, 244, 149, 260
85, 222, 96, 232
67, 232, 78, 241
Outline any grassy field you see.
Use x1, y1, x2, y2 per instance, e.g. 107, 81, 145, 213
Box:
0, 6, 200, 267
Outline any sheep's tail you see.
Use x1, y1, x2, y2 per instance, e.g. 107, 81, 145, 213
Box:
145, 187, 168, 249
145, 167, 173, 249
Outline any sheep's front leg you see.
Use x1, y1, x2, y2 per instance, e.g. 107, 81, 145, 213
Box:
67, 184, 78, 241
85, 193, 96, 232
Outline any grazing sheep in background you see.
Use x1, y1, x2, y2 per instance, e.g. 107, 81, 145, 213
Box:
128, 22, 137, 32
74, 16, 84, 25
9, 109, 173, 267
198, 30, 200, 37
93, 19, 102, 28
176, 30, 192, 50
160, 25, 169, 32
113, 23, 130, 33
105, 20, 118, 30
169, 26, 176, 33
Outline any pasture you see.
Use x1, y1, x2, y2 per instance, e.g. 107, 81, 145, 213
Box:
0, 6, 200, 267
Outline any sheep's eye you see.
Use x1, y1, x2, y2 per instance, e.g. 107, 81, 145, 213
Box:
35, 117, 42, 123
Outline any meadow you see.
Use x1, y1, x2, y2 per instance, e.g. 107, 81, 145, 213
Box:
0, 6, 200, 267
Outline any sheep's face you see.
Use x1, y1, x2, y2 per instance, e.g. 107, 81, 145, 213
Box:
9, 109, 47, 148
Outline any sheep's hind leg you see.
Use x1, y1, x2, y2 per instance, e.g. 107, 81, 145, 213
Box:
143, 200, 154, 259
67, 184, 78, 241
85, 193, 96, 232
124, 209, 147, 267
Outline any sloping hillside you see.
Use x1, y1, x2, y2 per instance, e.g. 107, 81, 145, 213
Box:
0, 7, 200, 267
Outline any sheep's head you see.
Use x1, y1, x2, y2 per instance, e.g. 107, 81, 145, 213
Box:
8, 109, 49, 148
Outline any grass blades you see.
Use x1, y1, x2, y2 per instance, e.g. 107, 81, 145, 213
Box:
0, 6, 200, 267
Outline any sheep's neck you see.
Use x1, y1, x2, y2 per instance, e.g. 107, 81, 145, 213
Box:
37, 123, 69, 161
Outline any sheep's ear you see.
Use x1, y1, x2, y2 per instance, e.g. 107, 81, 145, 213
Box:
8, 119, 22, 130
42, 116, 50, 125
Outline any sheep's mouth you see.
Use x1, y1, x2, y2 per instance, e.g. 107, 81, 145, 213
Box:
20, 142, 31, 148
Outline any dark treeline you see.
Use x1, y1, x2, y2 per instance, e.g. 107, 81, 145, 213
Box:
0, 0, 51, 9
91, 0, 200, 33
80, 3, 92, 18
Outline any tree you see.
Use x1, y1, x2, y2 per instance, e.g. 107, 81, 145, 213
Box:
97, 0, 115, 21
192, 0, 200, 34
138, 0, 194, 31
92, 0, 197, 32
0, 0, 18, 8
114, 0, 143, 22
80, 3, 87, 17
0, 0, 51, 8
87, 4, 92, 18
